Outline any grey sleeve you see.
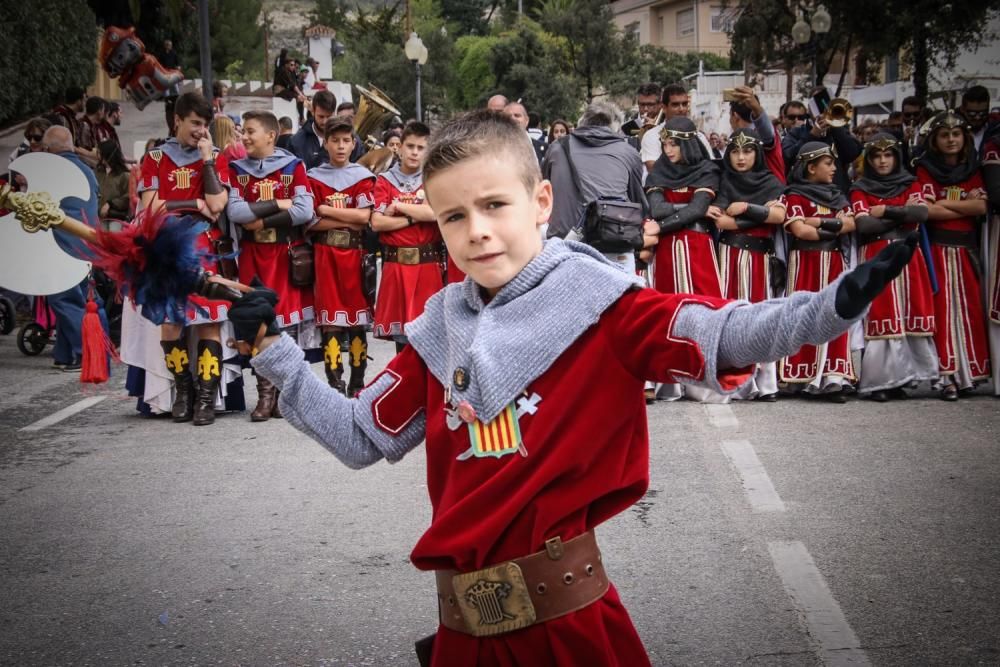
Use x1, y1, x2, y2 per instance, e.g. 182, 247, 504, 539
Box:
250, 335, 425, 468
226, 186, 256, 224
672, 275, 860, 391
752, 111, 776, 148
289, 186, 315, 226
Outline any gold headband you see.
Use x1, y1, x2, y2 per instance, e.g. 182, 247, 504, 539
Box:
728, 132, 761, 149
797, 144, 838, 163
865, 137, 899, 153
925, 110, 969, 135
660, 128, 697, 143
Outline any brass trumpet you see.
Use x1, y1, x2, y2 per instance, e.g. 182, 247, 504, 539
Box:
355, 84, 402, 149
823, 98, 853, 128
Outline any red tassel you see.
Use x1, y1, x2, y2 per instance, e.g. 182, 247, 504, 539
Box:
80, 296, 118, 384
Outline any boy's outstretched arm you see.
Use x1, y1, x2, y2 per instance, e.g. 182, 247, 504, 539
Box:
229, 290, 426, 468
673, 234, 917, 376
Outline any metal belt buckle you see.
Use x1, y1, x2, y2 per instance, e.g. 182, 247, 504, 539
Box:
397, 246, 420, 265
328, 229, 351, 248
253, 228, 277, 243
452, 562, 536, 637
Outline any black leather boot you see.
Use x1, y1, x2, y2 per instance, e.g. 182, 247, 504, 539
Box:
346, 330, 368, 397
193, 339, 222, 426
322, 330, 346, 394
160, 338, 194, 422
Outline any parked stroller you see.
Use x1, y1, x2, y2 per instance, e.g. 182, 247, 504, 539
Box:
17, 294, 56, 356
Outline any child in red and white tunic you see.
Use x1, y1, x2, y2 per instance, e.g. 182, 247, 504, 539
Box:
915, 111, 991, 399
644, 116, 722, 402
849, 133, 938, 400
233, 110, 917, 666
709, 128, 787, 401
306, 118, 377, 395
226, 110, 315, 420
780, 142, 857, 401
371, 122, 442, 350
983, 127, 1000, 396
135, 92, 238, 426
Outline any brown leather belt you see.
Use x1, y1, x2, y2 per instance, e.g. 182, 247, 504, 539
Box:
927, 227, 978, 250
241, 225, 303, 244
858, 226, 910, 246
383, 243, 441, 265
789, 236, 841, 252
435, 530, 609, 638
719, 230, 775, 255
686, 220, 712, 234
314, 228, 364, 249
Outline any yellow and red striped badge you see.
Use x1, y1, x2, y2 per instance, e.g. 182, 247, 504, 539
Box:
467, 403, 522, 459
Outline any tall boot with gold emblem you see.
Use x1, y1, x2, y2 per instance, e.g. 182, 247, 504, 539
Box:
193, 339, 223, 426
250, 372, 278, 422
322, 330, 346, 394
160, 338, 194, 422
347, 329, 369, 397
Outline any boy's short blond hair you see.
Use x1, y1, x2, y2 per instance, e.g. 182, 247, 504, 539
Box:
423, 110, 541, 196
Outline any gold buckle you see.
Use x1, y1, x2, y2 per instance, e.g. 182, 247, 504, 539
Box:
253, 228, 277, 243
327, 229, 352, 248
397, 246, 420, 265
452, 562, 536, 637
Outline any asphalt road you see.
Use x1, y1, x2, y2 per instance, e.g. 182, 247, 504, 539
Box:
1, 328, 998, 666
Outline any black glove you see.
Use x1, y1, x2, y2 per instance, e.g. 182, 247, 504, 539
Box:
835, 233, 917, 320
228, 280, 280, 343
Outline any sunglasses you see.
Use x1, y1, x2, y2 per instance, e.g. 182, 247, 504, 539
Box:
902, 111, 921, 119
26, 133, 44, 142
785, 114, 808, 121
963, 109, 988, 118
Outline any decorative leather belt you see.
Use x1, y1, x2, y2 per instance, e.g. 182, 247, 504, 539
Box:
241, 226, 302, 244
435, 530, 609, 638
314, 228, 364, 249
858, 226, 910, 246
789, 236, 841, 252
686, 221, 712, 234
719, 231, 775, 255
927, 227, 978, 250
383, 243, 441, 265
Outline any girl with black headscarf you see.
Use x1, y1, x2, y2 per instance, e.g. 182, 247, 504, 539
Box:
915, 111, 990, 398
644, 116, 721, 402
849, 133, 938, 401
780, 141, 857, 402
708, 128, 787, 400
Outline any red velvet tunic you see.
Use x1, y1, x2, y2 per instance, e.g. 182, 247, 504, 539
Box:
139, 146, 231, 323
849, 184, 935, 339
229, 161, 315, 328
916, 167, 991, 379
718, 204, 780, 304
372, 176, 444, 339
308, 176, 376, 327
779, 193, 855, 383
365, 289, 751, 665
652, 186, 722, 297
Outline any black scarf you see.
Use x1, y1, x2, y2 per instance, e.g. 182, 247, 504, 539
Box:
715, 129, 785, 208
915, 127, 980, 186
645, 118, 719, 191
849, 133, 914, 200
784, 141, 849, 210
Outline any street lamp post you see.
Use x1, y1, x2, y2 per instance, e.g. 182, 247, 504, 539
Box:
791, 4, 831, 89
404, 32, 429, 122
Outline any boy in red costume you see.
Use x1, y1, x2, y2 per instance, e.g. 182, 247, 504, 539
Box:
306, 118, 377, 395
228, 111, 915, 666
370, 121, 440, 350
226, 110, 315, 420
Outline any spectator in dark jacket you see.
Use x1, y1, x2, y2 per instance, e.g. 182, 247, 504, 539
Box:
289, 90, 336, 170
781, 110, 861, 194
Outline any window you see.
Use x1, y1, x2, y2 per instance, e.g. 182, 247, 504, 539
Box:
677, 7, 694, 38
625, 21, 640, 41
710, 5, 740, 32
658, 15, 666, 43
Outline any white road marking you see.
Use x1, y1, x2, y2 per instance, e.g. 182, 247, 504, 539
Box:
768, 541, 872, 666
705, 403, 739, 428
720, 439, 786, 512
20, 396, 106, 432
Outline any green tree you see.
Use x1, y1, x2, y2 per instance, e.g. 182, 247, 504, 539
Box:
606, 43, 731, 98
536, 0, 622, 102
0, 0, 96, 124
176, 0, 266, 81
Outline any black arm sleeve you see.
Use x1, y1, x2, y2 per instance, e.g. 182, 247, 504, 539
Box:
201, 162, 224, 195
261, 210, 293, 229
657, 190, 712, 234
646, 188, 677, 220
855, 214, 896, 236
248, 200, 281, 218
818, 217, 843, 233
165, 199, 200, 211
743, 203, 771, 224
983, 164, 1000, 210
816, 227, 839, 241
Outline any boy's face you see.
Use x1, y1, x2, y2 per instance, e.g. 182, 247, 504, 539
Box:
400, 134, 427, 173
427, 154, 552, 297
174, 112, 209, 148
325, 131, 355, 166
869, 149, 896, 176
242, 119, 275, 158
807, 156, 836, 184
